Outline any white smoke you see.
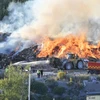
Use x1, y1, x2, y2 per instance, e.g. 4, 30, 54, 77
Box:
0, 1, 35, 33
0, 0, 100, 54
13, 0, 100, 40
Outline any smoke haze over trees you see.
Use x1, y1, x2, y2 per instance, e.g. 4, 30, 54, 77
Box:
0, 0, 27, 20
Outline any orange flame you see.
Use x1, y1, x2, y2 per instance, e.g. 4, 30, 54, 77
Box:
38, 34, 100, 58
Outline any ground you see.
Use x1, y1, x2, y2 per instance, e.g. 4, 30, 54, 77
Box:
30, 70, 100, 100
1, 69, 100, 100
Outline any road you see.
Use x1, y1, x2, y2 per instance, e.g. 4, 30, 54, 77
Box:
30, 69, 90, 79
67, 69, 88, 76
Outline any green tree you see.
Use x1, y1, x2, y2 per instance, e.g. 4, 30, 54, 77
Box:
0, 65, 28, 100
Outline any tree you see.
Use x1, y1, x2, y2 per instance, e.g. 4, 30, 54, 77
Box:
0, 65, 28, 100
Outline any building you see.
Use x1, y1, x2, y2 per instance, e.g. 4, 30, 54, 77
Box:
86, 92, 100, 100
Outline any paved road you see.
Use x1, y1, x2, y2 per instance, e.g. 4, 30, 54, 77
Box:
67, 69, 88, 76
30, 69, 90, 80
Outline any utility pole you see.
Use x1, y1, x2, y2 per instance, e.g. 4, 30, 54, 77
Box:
28, 67, 31, 100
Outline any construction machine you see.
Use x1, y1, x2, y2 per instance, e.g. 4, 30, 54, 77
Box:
60, 53, 86, 70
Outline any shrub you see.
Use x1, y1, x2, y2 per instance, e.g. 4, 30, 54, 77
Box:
63, 96, 71, 100
53, 86, 65, 95
72, 96, 78, 100
38, 94, 53, 100
31, 80, 48, 95
54, 97, 64, 100
77, 82, 84, 90
46, 79, 58, 89
0, 72, 4, 79
97, 75, 100, 80
57, 71, 66, 79
67, 82, 74, 87
55, 96, 71, 100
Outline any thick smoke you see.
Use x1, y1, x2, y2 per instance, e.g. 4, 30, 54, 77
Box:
0, 0, 100, 54
15, 0, 100, 40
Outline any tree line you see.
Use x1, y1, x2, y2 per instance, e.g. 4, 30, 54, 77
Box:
0, 0, 27, 20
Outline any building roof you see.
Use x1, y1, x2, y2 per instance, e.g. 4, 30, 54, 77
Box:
85, 81, 100, 93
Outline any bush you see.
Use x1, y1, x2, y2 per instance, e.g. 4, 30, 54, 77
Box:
0, 71, 4, 79
97, 75, 100, 80
63, 96, 71, 100
38, 94, 53, 100
53, 86, 65, 95
67, 82, 74, 87
57, 71, 66, 79
72, 96, 78, 100
55, 96, 71, 100
31, 80, 48, 95
77, 82, 84, 90
46, 79, 58, 89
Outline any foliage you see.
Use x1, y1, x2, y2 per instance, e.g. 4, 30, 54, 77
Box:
0, 65, 28, 100
67, 82, 74, 87
0, 70, 4, 79
52, 86, 65, 95
31, 80, 48, 95
0, 0, 27, 20
77, 82, 84, 90
54, 97, 71, 100
37, 94, 53, 100
57, 71, 66, 79
97, 75, 100, 80
63, 96, 71, 100
45, 79, 58, 89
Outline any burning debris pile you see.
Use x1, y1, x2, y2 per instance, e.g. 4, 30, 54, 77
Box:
38, 34, 100, 59
0, 45, 39, 68
0, 33, 100, 69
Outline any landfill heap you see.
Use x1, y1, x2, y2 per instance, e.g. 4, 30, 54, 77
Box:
0, 32, 100, 69
0, 33, 40, 68
0, 32, 51, 69
12, 45, 39, 63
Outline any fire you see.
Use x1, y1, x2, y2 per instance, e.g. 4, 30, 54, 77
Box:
38, 34, 100, 58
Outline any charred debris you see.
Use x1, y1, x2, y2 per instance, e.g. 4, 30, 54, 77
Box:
0, 33, 99, 69
0, 44, 62, 69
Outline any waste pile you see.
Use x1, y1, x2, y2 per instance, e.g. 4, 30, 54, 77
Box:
0, 33, 99, 70
11, 45, 39, 63
0, 45, 40, 68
